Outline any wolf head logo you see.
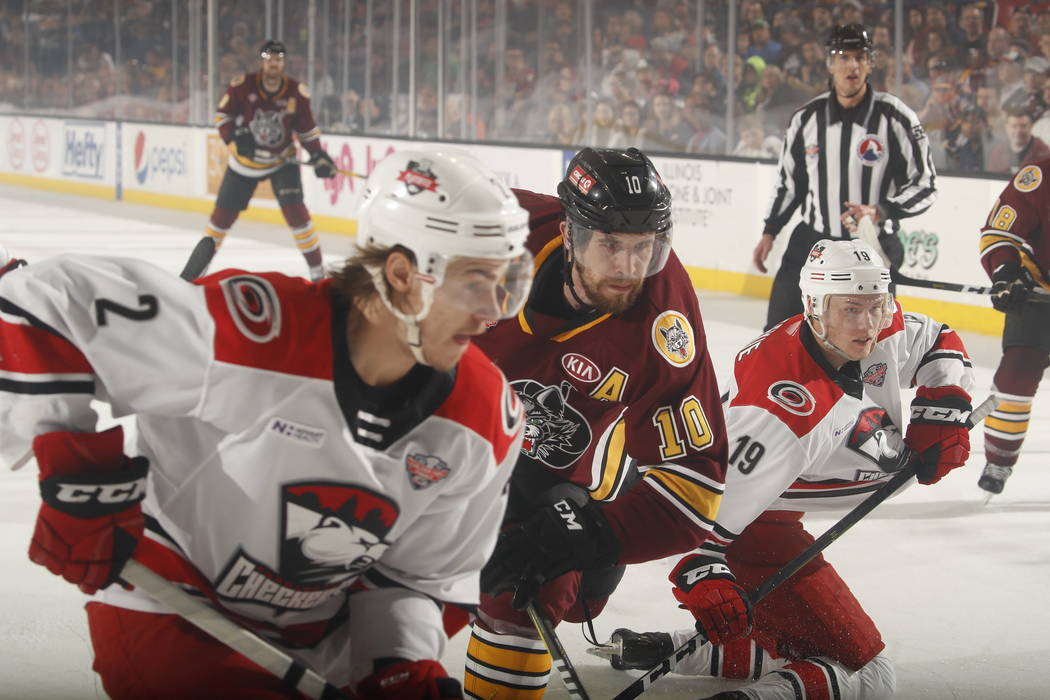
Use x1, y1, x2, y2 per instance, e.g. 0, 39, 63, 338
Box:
511, 379, 591, 469
659, 319, 691, 360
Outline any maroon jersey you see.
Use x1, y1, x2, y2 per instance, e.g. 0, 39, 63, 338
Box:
979, 159, 1050, 289
214, 72, 322, 178
474, 190, 729, 563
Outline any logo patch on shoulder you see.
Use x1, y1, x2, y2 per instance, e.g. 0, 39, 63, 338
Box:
405, 453, 451, 489
767, 381, 816, 416
652, 311, 695, 367
220, 275, 282, 343
1014, 165, 1042, 192
862, 362, 887, 387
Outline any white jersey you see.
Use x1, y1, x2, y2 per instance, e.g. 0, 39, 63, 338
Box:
0, 255, 523, 681
699, 305, 973, 551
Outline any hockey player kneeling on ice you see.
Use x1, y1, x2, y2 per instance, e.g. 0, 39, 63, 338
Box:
0, 149, 534, 699
598, 239, 975, 700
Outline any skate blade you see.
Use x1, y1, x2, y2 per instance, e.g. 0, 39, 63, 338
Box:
983, 491, 996, 506
585, 641, 622, 660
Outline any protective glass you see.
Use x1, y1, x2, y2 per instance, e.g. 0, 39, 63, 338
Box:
569, 224, 673, 279
433, 251, 534, 321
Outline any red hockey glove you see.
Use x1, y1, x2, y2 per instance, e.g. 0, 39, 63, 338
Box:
906, 385, 972, 485
670, 554, 752, 645
29, 427, 148, 594
357, 660, 463, 699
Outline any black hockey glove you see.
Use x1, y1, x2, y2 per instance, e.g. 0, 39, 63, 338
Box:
309, 149, 337, 179
232, 125, 256, 159
480, 494, 620, 609
990, 262, 1033, 313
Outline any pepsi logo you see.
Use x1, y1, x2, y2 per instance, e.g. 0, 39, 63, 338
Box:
561, 353, 600, 383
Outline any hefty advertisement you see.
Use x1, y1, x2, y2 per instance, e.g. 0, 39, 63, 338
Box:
62, 121, 107, 180
124, 124, 197, 194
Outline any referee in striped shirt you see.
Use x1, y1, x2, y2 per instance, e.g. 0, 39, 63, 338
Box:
753, 24, 937, 330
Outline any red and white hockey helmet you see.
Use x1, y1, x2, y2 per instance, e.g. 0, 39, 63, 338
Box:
799, 238, 893, 327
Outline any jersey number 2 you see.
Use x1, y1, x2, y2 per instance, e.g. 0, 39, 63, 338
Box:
95, 295, 159, 326
652, 396, 713, 460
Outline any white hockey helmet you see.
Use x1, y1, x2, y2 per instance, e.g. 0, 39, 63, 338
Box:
799, 238, 893, 328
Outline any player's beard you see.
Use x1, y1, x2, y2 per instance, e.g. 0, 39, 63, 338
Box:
574, 261, 644, 315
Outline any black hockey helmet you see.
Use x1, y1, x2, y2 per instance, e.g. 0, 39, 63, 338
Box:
557, 147, 672, 235
826, 24, 873, 55
260, 39, 287, 58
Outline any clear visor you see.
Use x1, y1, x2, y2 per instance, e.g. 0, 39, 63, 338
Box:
569, 223, 673, 279
816, 293, 894, 330
432, 251, 534, 322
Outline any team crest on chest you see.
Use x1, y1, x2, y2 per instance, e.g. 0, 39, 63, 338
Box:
405, 453, 451, 489
250, 109, 284, 147
857, 135, 886, 165
862, 362, 887, 387
652, 311, 695, 367
511, 379, 591, 468
767, 381, 816, 416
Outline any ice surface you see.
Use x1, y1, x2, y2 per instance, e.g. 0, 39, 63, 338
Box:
1, 188, 1047, 698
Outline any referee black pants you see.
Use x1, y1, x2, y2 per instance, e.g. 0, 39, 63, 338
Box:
763, 223, 904, 331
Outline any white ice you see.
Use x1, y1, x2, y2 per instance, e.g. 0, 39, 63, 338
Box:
1, 187, 1047, 699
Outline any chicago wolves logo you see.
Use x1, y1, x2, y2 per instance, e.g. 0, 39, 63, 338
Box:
405, 453, 451, 489
511, 379, 591, 469
249, 110, 284, 147
862, 362, 888, 387
652, 311, 696, 367
214, 483, 399, 612
397, 159, 439, 194
1014, 165, 1042, 192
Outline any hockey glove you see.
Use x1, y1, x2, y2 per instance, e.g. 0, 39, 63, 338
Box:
357, 659, 463, 699
670, 553, 752, 645
480, 495, 620, 609
309, 149, 337, 179
232, 124, 256, 159
905, 385, 972, 485
29, 426, 148, 595
990, 262, 1033, 313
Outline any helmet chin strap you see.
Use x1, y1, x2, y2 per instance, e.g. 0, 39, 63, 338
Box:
368, 266, 436, 366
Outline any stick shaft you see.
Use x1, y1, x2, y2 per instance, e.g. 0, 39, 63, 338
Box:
526, 603, 591, 700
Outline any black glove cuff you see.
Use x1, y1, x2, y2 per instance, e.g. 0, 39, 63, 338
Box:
40, 456, 149, 517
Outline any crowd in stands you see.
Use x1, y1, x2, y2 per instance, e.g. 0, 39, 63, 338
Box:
3, 1, 1050, 177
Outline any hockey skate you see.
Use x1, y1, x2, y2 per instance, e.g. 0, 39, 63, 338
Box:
587, 628, 673, 670
978, 463, 1012, 496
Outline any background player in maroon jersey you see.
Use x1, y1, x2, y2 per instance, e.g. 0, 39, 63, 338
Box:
596, 239, 973, 700
976, 159, 1050, 494
180, 39, 338, 282
459, 148, 746, 698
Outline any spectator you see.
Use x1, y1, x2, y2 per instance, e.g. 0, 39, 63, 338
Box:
756, 65, 796, 134
738, 55, 767, 113
642, 92, 693, 152
959, 3, 986, 54
1032, 78, 1050, 143
701, 43, 728, 100
609, 100, 645, 149
943, 106, 993, 172
919, 79, 962, 134
578, 98, 620, 147
786, 36, 828, 97
987, 27, 1012, 64
1004, 57, 1050, 119
732, 114, 781, 159
977, 84, 1007, 135
540, 102, 579, 145
745, 19, 782, 64
812, 5, 834, 36
986, 106, 1050, 173
837, 0, 865, 27
776, 18, 807, 75
996, 50, 1027, 106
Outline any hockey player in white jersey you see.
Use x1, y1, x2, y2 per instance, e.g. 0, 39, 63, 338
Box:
0, 148, 531, 699
597, 239, 975, 699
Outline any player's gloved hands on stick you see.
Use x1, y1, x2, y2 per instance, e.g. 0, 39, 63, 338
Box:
29, 426, 148, 594
232, 125, 256, 159
906, 385, 972, 485
309, 149, 337, 179
481, 493, 620, 609
990, 262, 1033, 312
357, 659, 463, 699
669, 554, 752, 645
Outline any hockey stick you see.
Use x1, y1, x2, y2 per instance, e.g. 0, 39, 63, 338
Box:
855, 215, 1050, 302
119, 559, 352, 700
286, 156, 366, 179
527, 602, 592, 700
609, 395, 998, 700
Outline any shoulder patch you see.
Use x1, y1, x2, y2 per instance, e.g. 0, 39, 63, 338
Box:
299, 82, 311, 98
230, 73, 245, 87
652, 310, 695, 367
1014, 165, 1042, 193
218, 93, 230, 109
767, 381, 816, 416
220, 274, 282, 343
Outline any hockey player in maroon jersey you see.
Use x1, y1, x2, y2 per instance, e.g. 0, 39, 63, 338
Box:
976, 159, 1050, 495
460, 147, 739, 698
0, 148, 534, 699
180, 39, 338, 282
595, 239, 975, 699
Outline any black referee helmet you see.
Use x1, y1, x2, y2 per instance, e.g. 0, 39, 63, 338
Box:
260, 39, 287, 58
826, 24, 873, 55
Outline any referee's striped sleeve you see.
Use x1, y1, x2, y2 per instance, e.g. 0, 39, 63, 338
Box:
763, 105, 810, 235
881, 97, 937, 219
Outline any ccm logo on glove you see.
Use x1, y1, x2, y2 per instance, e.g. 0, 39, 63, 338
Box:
910, 405, 969, 424
554, 499, 583, 531
680, 561, 732, 586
